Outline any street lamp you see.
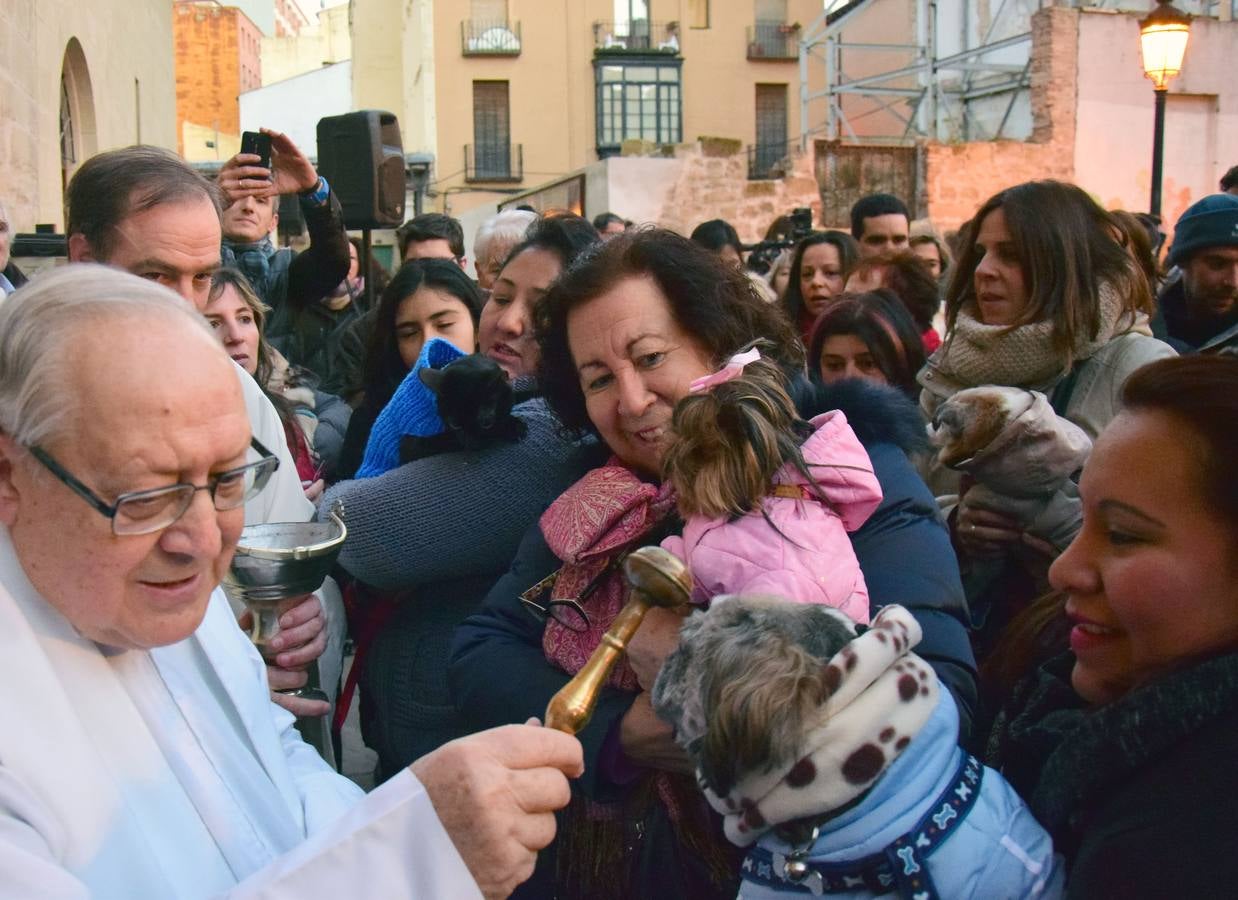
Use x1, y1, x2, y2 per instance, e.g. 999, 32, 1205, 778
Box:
1139, 0, 1191, 220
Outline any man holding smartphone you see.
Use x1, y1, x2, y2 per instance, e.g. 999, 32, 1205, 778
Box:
217, 128, 350, 325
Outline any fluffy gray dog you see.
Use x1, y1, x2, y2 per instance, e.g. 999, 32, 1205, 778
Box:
652, 595, 855, 801
652, 595, 1064, 899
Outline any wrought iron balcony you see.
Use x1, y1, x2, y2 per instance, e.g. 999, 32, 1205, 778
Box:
592, 20, 681, 54
747, 22, 799, 60
747, 140, 793, 180
465, 143, 523, 183
461, 19, 522, 56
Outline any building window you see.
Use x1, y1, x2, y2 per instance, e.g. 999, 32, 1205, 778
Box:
594, 61, 682, 157
752, 0, 790, 57
613, 0, 651, 47
471, 80, 513, 179
688, 0, 709, 28
615, 0, 650, 29
471, 0, 506, 20
463, 0, 520, 55
753, 83, 788, 178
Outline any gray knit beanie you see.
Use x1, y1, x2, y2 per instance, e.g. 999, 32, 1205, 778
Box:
1168, 194, 1238, 267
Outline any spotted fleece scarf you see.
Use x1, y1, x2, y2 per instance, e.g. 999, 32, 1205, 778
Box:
704, 605, 938, 847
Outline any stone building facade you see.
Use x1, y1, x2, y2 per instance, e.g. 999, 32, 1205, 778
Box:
0, 0, 176, 232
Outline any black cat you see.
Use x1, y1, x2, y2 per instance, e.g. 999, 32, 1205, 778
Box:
398, 354, 528, 463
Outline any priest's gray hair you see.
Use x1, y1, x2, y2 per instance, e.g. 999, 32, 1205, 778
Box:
0, 264, 215, 448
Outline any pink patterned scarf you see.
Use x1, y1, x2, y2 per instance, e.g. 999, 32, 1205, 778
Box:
538, 462, 740, 897
540, 460, 678, 688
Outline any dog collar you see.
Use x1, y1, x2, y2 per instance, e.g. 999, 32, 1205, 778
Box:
740, 753, 984, 898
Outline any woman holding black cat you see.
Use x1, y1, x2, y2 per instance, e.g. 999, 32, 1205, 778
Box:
450, 229, 975, 899
917, 181, 1175, 665
333, 258, 484, 480
322, 215, 600, 775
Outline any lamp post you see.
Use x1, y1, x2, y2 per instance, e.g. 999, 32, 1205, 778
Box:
1139, 0, 1191, 220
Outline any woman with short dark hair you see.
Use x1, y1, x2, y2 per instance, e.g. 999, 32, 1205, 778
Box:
452, 228, 975, 899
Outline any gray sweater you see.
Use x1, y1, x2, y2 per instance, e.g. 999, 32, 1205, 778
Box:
320, 398, 592, 591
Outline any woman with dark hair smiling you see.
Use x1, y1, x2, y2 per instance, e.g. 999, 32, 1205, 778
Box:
808, 289, 927, 397
988, 354, 1238, 897
782, 230, 860, 342
451, 228, 974, 899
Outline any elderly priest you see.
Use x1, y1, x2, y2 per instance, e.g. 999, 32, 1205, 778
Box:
0, 266, 581, 899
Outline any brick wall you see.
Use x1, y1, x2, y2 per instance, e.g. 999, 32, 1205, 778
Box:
923, 6, 1080, 230
657, 141, 823, 244
643, 8, 1086, 240
174, 3, 250, 155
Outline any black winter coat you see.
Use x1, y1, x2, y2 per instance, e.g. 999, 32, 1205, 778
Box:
989, 650, 1238, 897
448, 381, 976, 897
1151, 276, 1238, 354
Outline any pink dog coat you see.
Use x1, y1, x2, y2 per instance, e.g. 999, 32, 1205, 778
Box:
662, 411, 882, 623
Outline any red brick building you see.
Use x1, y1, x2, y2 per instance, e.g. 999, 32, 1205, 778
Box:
174, 1, 262, 155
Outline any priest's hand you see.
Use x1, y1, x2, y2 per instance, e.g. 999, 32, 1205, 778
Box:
411, 721, 584, 900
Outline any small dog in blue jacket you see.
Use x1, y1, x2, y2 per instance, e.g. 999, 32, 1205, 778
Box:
652, 597, 1064, 900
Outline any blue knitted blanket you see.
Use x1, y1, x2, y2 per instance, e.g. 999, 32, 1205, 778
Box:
356, 337, 467, 478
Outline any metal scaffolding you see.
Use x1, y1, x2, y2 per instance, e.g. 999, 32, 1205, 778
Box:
799, 0, 1230, 147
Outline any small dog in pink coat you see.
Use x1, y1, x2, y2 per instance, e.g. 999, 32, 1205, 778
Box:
660, 348, 883, 622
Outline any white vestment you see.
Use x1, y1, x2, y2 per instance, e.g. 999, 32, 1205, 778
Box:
238, 364, 345, 713
239, 361, 315, 526
0, 530, 480, 899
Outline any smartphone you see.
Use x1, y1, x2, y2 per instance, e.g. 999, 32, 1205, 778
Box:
240, 131, 272, 174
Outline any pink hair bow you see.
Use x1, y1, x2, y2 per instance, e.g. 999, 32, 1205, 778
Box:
689, 347, 762, 394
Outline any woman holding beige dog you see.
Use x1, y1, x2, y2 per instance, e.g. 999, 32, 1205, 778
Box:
917, 181, 1175, 659
451, 230, 974, 899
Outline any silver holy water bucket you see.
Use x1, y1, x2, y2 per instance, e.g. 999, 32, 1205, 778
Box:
223, 503, 347, 651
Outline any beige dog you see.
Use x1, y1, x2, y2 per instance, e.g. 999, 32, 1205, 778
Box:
928, 386, 1091, 552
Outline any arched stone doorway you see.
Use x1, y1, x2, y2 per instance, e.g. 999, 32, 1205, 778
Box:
59, 38, 98, 198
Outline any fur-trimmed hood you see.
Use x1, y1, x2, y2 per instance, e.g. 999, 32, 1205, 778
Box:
792, 376, 929, 458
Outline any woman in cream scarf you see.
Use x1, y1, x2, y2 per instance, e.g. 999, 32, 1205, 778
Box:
917, 181, 1175, 663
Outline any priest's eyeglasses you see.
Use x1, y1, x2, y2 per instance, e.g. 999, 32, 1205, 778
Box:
28, 438, 280, 536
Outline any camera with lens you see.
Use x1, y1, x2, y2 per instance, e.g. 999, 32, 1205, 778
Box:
744, 207, 815, 276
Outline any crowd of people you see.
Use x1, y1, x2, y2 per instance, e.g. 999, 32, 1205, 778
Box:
1, 129, 1236, 899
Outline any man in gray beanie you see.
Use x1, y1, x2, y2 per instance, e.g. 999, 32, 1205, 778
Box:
1153, 194, 1238, 353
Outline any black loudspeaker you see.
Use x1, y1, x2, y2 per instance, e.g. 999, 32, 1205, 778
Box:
277, 192, 305, 242
316, 110, 406, 229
